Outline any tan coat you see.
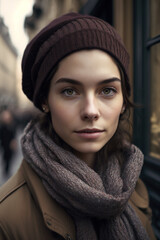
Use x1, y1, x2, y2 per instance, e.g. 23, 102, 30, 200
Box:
0, 160, 156, 240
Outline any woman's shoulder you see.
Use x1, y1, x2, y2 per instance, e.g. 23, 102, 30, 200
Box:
0, 164, 27, 218
0, 161, 75, 240
0, 164, 41, 239
129, 178, 157, 240
0, 166, 33, 239
130, 178, 149, 209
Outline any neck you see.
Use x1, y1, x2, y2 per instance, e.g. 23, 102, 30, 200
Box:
73, 151, 96, 168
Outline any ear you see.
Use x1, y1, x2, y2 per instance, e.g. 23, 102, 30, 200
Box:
42, 104, 49, 113
121, 105, 125, 114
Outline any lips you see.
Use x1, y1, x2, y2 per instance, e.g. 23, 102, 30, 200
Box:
75, 128, 104, 133
74, 128, 105, 140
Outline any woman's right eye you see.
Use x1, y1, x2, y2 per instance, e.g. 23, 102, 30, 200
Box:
61, 88, 77, 96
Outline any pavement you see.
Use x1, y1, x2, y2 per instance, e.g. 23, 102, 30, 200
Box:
0, 129, 23, 187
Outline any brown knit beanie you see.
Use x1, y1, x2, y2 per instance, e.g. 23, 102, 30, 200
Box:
22, 12, 130, 111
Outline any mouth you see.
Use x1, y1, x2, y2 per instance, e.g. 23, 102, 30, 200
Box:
74, 128, 105, 139
75, 128, 105, 133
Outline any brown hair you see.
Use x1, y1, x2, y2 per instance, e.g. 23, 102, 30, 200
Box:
98, 65, 133, 168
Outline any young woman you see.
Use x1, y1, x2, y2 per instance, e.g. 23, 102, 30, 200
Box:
0, 13, 156, 240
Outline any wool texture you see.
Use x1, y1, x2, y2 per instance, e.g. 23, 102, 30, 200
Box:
21, 121, 149, 240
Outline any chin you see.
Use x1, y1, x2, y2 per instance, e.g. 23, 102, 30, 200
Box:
72, 143, 106, 155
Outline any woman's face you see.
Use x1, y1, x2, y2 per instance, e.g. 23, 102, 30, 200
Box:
47, 50, 124, 165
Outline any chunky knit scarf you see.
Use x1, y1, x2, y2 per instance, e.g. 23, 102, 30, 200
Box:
21, 121, 149, 240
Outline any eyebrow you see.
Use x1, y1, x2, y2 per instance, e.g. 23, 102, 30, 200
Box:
55, 77, 121, 86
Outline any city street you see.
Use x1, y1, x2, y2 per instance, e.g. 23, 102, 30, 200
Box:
0, 129, 23, 186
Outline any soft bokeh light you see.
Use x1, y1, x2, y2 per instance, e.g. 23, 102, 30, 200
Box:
0, 0, 34, 57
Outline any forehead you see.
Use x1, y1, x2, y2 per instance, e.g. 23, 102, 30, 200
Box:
51, 49, 121, 84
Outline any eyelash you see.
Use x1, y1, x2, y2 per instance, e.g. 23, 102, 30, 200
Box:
61, 87, 117, 97
101, 87, 117, 96
61, 88, 78, 97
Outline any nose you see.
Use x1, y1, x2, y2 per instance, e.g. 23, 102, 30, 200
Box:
81, 94, 100, 121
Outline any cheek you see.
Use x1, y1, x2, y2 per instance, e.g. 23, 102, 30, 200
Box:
49, 101, 73, 129
50, 102, 64, 123
104, 102, 123, 125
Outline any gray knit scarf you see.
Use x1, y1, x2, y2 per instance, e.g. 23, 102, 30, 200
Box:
21, 121, 149, 240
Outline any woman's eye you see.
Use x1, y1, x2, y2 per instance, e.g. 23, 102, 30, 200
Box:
62, 88, 77, 96
101, 88, 116, 96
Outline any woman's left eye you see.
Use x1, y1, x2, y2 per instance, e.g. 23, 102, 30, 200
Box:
101, 88, 116, 96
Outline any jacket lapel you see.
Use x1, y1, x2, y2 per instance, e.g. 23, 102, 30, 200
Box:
22, 160, 76, 240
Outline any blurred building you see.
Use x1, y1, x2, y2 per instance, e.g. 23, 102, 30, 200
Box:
0, 17, 18, 111
24, 0, 160, 238
24, 0, 87, 40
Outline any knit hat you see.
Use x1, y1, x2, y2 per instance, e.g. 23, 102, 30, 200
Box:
22, 12, 130, 111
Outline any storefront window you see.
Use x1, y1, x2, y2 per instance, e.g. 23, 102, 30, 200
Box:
150, 43, 160, 159
150, 0, 160, 38
149, 0, 160, 158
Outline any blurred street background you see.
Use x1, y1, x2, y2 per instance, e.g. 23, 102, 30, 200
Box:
0, 128, 22, 186
0, 0, 35, 185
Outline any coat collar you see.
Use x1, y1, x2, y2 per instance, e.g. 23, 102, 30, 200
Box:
22, 160, 76, 240
130, 178, 149, 209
